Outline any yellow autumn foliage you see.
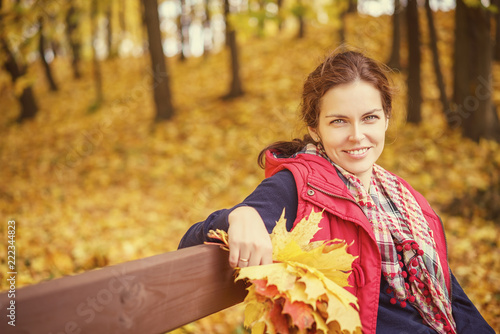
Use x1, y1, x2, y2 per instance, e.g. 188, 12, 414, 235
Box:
235, 209, 361, 334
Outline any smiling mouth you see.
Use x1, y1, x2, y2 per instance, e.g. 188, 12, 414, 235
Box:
344, 147, 370, 155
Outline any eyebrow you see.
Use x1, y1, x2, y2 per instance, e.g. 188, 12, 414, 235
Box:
324, 108, 384, 118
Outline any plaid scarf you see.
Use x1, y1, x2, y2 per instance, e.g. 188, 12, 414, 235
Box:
300, 144, 457, 334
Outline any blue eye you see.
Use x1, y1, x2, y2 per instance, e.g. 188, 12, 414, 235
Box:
365, 115, 379, 121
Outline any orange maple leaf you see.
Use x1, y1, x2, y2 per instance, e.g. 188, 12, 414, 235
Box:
268, 298, 289, 334
282, 299, 315, 331
253, 279, 281, 299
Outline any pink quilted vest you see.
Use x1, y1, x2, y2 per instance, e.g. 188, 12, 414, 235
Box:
265, 150, 451, 334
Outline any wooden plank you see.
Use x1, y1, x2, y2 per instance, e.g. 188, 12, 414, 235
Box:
0, 244, 247, 334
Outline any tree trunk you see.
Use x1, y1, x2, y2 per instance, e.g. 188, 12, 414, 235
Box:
256, 0, 266, 38
178, 0, 187, 61
452, 0, 468, 117
387, 0, 401, 69
106, 1, 116, 59
347, 0, 357, 13
143, 0, 175, 121
225, 30, 244, 98
48, 13, 60, 59
223, 0, 244, 99
224, 0, 231, 46
119, 0, 126, 32
0, 0, 38, 121
296, 0, 305, 39
451, 0, 499, 141
424, 0, 449, 114
463, 8, 498, 141
406, 0, 422, 123
277, 0, 284, 31
338, 0, 347, 44
65, 3, 82, 79
494, 0, 500, 61
90, 0, 103, 110
1, 40, 38, 122
38, 17, 58, 91
203, 0, 212, 56
338, 16, 345, 44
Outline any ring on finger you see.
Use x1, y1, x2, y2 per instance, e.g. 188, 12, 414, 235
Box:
240, 258, 249, 262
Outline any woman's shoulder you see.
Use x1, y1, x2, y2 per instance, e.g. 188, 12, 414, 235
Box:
260, 169, 297, 192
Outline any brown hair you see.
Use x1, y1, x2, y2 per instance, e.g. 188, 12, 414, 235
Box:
258, 50, 394, 168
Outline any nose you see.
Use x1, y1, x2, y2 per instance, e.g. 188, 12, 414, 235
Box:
349, 123, 365, 142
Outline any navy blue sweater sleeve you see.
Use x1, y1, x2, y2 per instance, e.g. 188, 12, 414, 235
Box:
178, 170, 298, 249
451, 271, 495, 333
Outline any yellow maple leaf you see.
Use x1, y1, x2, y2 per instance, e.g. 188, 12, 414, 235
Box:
271, 209, 356, 287
239, 262, 297, 292
233, 209, 361, 334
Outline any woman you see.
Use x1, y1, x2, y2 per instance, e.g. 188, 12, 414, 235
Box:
178, 51, 493, 333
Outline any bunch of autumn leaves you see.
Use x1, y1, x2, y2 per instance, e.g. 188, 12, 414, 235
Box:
207, 210, 362, 334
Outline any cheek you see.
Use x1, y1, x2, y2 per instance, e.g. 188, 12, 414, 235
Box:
323, 136, 344, 152
371, 126, 387, 144
320, 128, 347, 146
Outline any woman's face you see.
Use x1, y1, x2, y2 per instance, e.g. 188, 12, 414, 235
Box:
309, 80, 388, 187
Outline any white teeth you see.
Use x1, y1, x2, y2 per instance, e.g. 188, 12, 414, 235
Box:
346, 148, 369, 155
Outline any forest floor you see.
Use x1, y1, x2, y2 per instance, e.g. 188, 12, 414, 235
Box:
1, 10, 499, 333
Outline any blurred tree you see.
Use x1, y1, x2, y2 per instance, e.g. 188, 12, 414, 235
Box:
292, 0, 306, 39
105, 0, 117, 59
424, 0, 448, 113
203, 0, 212, 56
0, 0, 39, 122
38, 16, 58, 91
48, 13, 61, 59
223, 0, 244, 98
90, 0, 103, 110
177, 0, 188, 61
119, 0, 127, 33
255, 0, 267, 38
386, 0, 401, 69
277, 0, 284, 31
65, 1, 82, 79
453, 0, 499, 141
347, 0, 357, 13
406, 0, 422, 123
495, 0, 500, 61
143, 0, 175, 121
338, 0, 347, 44
247, 0, 281, 38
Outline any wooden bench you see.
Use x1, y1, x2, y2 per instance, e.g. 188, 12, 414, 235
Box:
0, 244, 247, 333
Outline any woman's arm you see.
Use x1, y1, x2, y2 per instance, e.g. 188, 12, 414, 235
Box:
177, 170, 298, 250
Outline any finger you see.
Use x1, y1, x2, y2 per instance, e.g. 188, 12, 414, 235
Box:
238, 250, 251, 268
239, 257, 250, 267
247, 253, 259, 267
248, 245, 266, 267
228, 247, 240, 268
260, 250, 273, 265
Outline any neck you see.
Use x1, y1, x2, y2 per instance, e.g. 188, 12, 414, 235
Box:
360, 175, 371, 191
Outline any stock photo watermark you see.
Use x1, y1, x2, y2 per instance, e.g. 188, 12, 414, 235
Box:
6, 220, 16, 327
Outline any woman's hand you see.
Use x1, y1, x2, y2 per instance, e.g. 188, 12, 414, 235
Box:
227, 206, 273, 268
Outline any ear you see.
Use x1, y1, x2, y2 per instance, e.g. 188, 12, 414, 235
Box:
308, 126, 320, 142
385, 118, 389, 131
